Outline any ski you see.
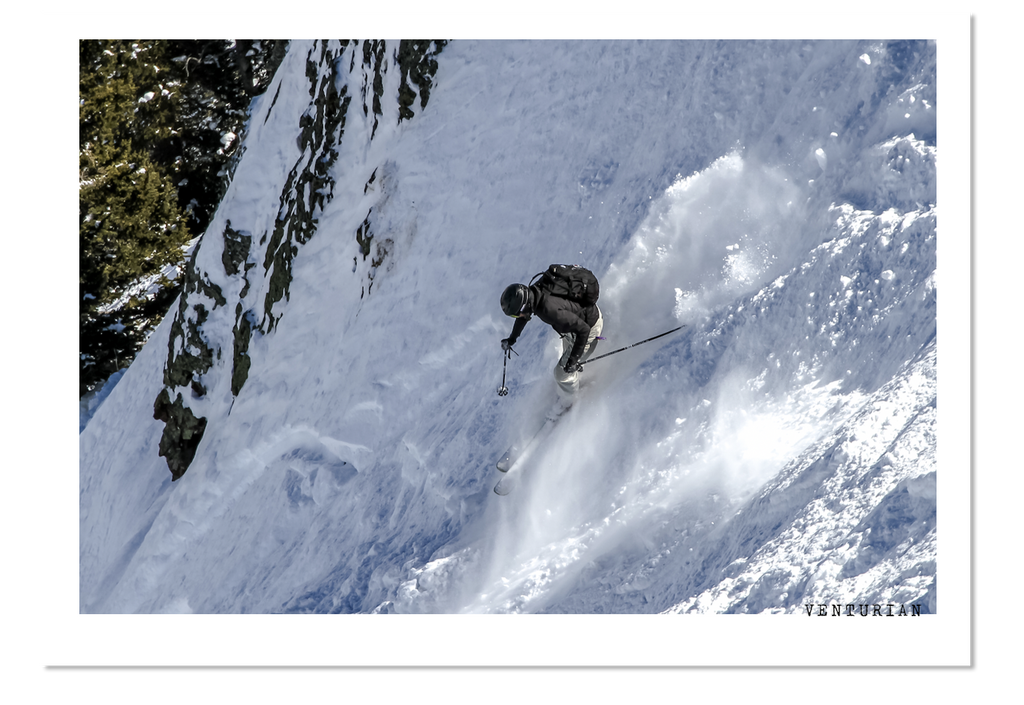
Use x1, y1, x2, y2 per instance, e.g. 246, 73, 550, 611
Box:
494, 405, 570, 495
496, 402, 571, 472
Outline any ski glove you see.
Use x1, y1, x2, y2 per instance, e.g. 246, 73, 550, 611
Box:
564, 360, 583, 374
501, 338, 514, 353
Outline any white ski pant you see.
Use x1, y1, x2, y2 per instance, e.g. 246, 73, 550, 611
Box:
553, 307, 603, 397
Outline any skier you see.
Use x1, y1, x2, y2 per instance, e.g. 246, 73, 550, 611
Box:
499, 265, 604, 402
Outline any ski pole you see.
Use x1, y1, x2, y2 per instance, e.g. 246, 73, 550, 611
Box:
497, 344, 518, 396
579, 325, 685, 367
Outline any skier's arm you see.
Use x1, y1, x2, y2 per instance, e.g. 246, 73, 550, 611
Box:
566, 323, 591, 368
550, 309, 591, 368
506, 315, 529, 346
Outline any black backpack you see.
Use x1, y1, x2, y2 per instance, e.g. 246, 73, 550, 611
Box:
530, 264, 600, 307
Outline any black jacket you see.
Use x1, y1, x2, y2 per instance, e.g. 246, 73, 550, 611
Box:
507, 285, 599, 366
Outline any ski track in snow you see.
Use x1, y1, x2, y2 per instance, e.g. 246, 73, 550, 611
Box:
80, 39, 938, 617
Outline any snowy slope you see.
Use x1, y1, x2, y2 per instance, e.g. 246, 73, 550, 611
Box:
81, 39, 942, 623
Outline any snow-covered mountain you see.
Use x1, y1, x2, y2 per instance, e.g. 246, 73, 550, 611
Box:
80, 37, 951, 635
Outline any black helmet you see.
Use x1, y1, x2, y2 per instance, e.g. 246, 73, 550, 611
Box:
500, 284, 530, 317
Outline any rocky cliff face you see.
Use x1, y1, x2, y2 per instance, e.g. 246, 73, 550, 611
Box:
153, 40, 447, 480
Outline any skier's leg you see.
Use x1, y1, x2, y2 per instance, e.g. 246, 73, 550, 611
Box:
554, 335, 577, 397
578, 308, 604, 364
553, 308, 603, 397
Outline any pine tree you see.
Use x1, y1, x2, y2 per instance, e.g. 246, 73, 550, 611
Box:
79, 41, 191, 396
